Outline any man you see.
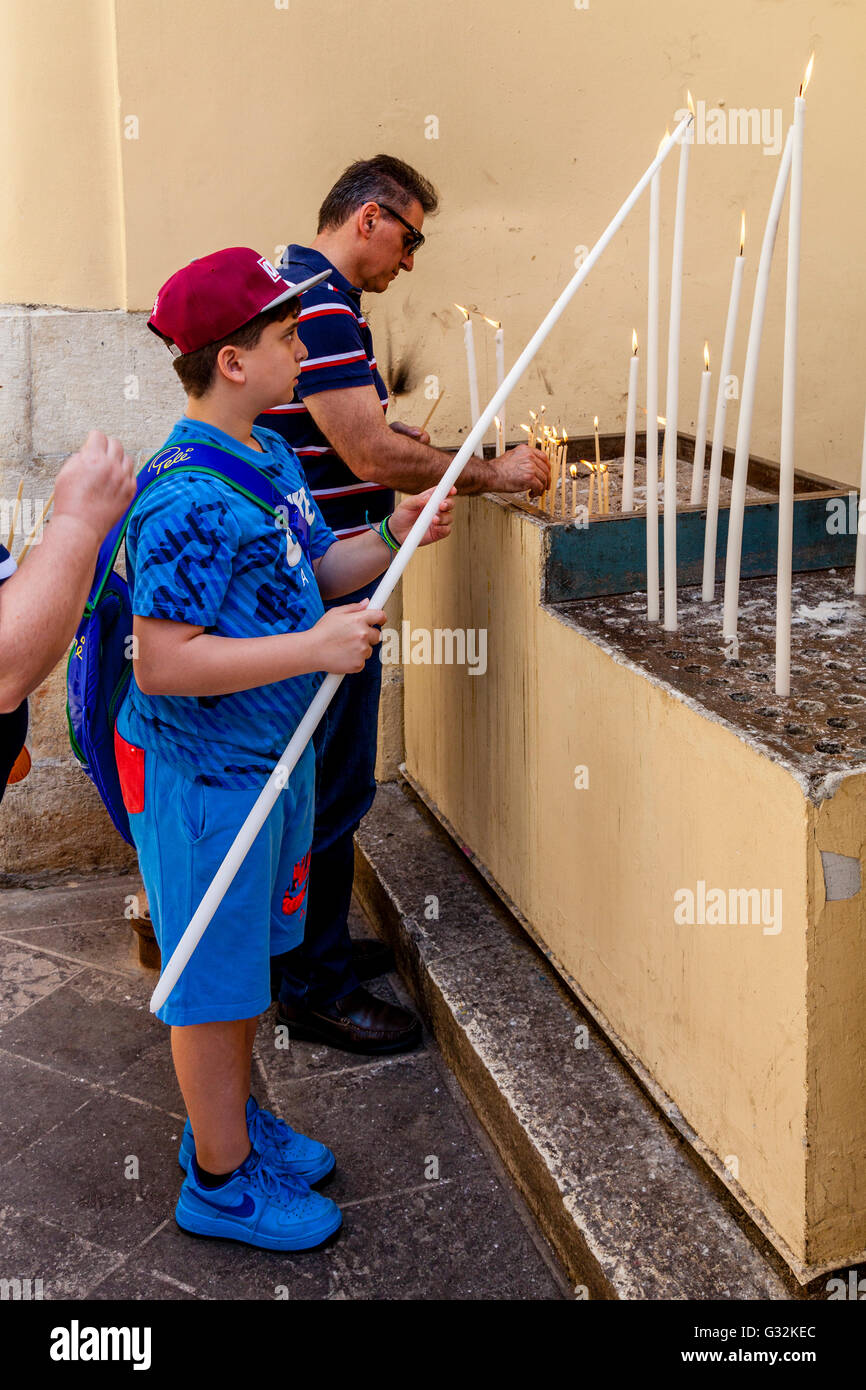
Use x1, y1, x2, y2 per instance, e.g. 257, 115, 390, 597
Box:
260, 155, 549, 1054
0, 432, 136, 799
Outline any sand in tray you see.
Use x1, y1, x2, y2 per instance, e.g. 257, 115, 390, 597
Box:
525, 455, 769, 521
560, 570, 866, 794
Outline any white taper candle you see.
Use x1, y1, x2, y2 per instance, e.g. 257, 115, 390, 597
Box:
689, 346, 712, 505
701, 234, 745, 600
646, 144, 662, 619
775, 84, 808, 696
622, 333, 639, 511
662, 112, 692, 631
722, 126, 794, 641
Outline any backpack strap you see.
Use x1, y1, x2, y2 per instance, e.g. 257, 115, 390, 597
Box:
88, 438, 288, 610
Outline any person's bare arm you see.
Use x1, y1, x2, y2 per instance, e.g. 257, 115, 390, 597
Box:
133, 602, 389, 696
313, 485, 455, 600
0, 432, 136, 713
303, 384, 550, 496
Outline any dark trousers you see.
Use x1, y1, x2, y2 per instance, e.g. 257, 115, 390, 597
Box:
0, 702, 28, 804
274, 583, 383, 1007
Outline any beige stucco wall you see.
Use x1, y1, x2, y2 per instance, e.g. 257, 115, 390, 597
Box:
402, 493, 866, 1270
2, 0, 865, 481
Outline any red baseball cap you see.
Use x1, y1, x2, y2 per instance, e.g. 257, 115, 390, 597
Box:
147, 247, 330, 355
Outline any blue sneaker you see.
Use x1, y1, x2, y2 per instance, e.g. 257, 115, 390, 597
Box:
178, 1095, 335, 1187
175, 1149, 342, 1251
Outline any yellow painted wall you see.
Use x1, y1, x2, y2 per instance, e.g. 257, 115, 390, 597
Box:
0, 0, 124, 309
2, 1, 866, 480
401, 494, 866, 1268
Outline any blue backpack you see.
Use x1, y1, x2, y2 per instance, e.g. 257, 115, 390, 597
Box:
66, 438, 297, 844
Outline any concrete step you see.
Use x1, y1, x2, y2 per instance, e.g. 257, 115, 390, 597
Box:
355, 780, 830, 1301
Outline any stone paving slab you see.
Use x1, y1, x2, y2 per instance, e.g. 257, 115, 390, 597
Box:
0, 869, 567, 1301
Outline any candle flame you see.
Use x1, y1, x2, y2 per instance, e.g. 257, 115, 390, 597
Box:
739, 210, 746, 256
594, 415, 599, 429
482, 315, 501, 329
632, 328, 638, 355
563, 430, 568, 443
800, 52, 815, 98
454, 303, 470, 320
529, 409, 538, 422
704, 341, 710, 371
494, 415, 501, 429
520, 423, 530, 434
569, 463, 578, 479
687, 90, 696, 117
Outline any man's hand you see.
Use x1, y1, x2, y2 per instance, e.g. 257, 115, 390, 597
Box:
390, 421, 431, 447
53, 431, 137, 545
389, 486, 456, 548
309, 599, 387, 674
486, 443, 550, 496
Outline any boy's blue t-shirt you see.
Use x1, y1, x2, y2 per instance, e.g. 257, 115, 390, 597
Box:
119, 418, 337, 788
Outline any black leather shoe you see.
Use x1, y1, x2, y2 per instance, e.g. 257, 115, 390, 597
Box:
277, 987, 422, 1055
351, 937, 395, 982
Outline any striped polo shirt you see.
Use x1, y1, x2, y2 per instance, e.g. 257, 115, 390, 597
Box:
256, 245, 393, 539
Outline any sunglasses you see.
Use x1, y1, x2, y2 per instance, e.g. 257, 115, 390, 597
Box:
377, 203, 425, 254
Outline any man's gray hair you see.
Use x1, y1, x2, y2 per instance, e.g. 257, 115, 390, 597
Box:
317, 155, 439, 233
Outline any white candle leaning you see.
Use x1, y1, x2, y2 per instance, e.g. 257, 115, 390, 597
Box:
646, 133, 665, 621
663, 98, 694, 632
721, 127, 794, 642
702, 219, 746, 600
775, 57, 813, 698
855, 399, 866, 595
689, 343, 712, 505
622, 331, 639, 511
456, 304, 483, 458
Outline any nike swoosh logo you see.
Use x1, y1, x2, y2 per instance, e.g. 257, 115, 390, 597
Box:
195, 1191, 255, 1217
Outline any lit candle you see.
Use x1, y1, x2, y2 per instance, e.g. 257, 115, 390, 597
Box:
646, 131, 666, 621
775, 55, 814, 697
689, 342, 712, 505
594, 415, 601, 475
702, 215, 746, 601
663, 92, 695, 632
722, 125, 795, 642
570, 462, 578, 517
483, 316, 507, 448
455, 304, 483, 459
585, 460, 596, 517
622, 330, 639, 511
855, 401, 866, 596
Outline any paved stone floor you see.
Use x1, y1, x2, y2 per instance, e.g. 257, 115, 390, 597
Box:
0, 870, 568, 1301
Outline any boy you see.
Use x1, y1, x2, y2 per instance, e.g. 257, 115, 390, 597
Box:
116, 247, 453, 1250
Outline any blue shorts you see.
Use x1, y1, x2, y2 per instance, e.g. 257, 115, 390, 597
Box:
117, 708, 315, 1027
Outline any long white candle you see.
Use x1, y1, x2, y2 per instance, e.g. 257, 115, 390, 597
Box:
622, 331, 639, 511
456, 305, 483, 458
722, 127, 794, 641
663, 100, 693, 631
689, 344, 712, 504
775, 61, 812, 696
150, 112, 693, 1014
855, 399, 866, 594
495, 325, 506, 446
701, 222, 745, 600
646, 136, 664, 620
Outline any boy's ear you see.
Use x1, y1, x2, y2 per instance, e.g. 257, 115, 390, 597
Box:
216, 344, 245, 385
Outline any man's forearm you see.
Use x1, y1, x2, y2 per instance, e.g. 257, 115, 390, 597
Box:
0, 515, 100, 711
365, 431, 501, 495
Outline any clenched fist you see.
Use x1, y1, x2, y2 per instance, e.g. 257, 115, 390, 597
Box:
488, 443, 550, 496
310, 599, 388, 674
54, 431, 137, 545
